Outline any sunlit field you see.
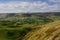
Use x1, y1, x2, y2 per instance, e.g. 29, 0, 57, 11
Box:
0, 13, 60, 40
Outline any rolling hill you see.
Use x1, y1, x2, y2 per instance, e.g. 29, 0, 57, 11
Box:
23, 20, 60, 40
0, 12, 60, 18
0, 12, 60, 40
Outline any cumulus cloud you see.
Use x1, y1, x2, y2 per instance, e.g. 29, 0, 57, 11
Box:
0, 1, 60, 13
49, 0, 60, 3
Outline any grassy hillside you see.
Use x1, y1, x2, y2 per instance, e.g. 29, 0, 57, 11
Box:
23, 20, 60, 40
0, 13, 60, 40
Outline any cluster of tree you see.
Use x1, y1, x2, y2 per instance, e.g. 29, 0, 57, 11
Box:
0, 16, 53, 28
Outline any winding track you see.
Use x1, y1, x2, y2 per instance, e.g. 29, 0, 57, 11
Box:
23, 20, 60, 40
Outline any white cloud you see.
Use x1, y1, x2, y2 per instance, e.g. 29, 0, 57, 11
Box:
49, 0, 60, 3
0, 1, 60, 13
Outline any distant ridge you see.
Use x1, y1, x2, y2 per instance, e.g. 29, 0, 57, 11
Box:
0, 12, 60, 18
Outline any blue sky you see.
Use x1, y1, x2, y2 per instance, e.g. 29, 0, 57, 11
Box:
0, 0, 60, 13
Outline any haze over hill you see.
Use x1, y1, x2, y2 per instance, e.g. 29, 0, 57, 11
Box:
0, 12, 60, 18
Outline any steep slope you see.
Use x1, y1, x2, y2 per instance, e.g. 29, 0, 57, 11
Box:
23, 20, 60, 40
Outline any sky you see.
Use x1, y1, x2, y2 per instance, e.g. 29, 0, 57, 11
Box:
0, 0, 60, 13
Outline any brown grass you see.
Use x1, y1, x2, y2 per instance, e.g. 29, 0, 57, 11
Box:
23, 20, 60, 40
